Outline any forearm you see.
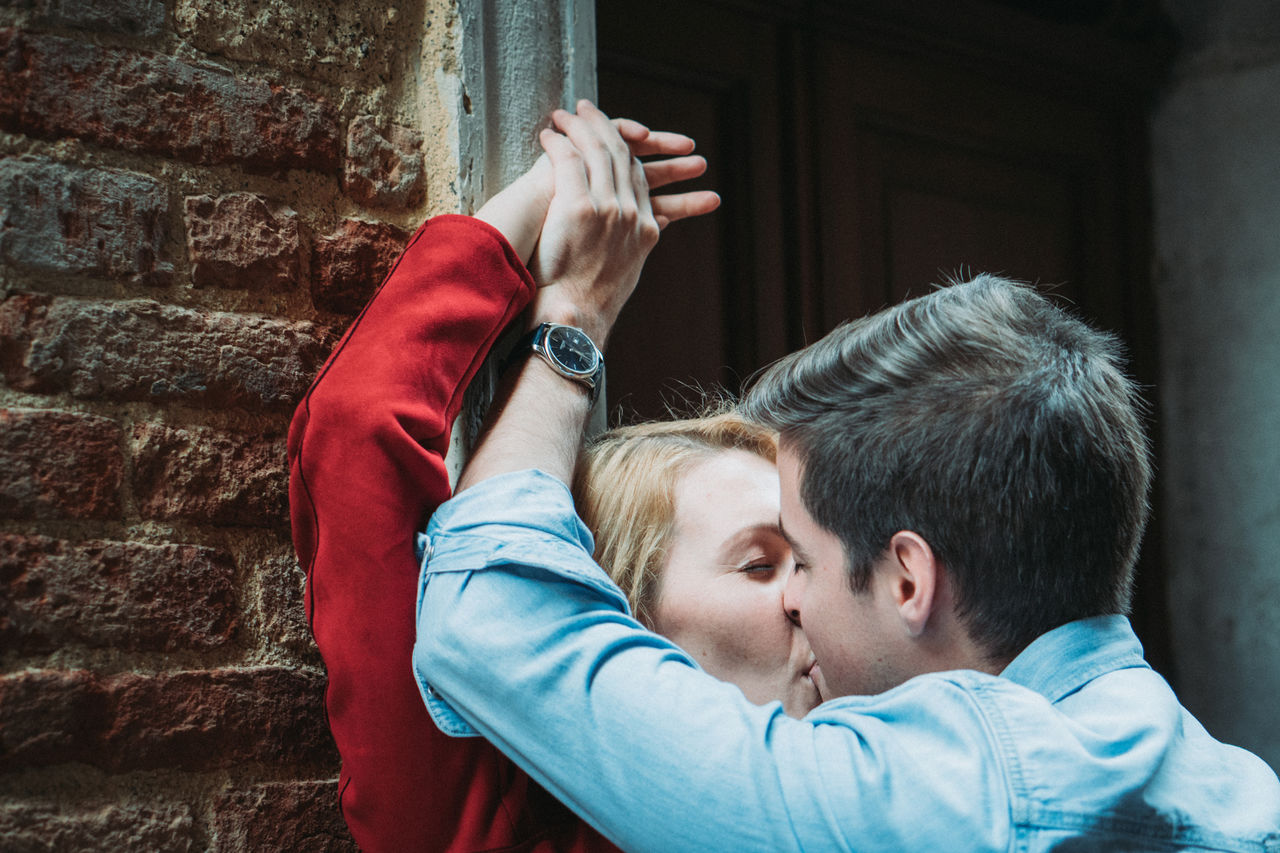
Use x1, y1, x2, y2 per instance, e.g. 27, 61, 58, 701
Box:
290, 215, 537, 535
455, 346, 593, 492
414, 475, 1010, 853
290, 214, 538, 605
414, 474, 816, 852
452, 102, 719, 494
456, 103, 657, 492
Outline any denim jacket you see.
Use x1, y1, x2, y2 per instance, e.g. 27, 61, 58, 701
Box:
414, 469, 1280, 852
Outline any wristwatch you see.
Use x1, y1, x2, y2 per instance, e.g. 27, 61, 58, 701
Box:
511, 322, 604, 405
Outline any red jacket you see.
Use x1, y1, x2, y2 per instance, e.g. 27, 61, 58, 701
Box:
289, 215, 619, 852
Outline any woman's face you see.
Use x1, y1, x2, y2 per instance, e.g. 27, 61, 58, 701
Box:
650, 449, 822, 718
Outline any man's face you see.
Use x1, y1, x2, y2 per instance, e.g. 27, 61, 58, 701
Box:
777, 443, 907, 698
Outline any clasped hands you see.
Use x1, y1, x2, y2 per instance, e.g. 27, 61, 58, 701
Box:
475, 100, 720, 349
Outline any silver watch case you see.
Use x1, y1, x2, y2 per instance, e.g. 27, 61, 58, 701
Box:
527, 323, 604, 401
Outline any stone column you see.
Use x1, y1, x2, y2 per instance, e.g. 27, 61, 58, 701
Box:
438, 0, 602, 476
1152, 0, 1280, 772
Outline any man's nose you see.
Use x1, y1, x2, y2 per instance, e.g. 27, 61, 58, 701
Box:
783, 569, 802, 627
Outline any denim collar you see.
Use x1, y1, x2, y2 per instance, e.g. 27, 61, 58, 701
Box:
1000, 614, 1150, 703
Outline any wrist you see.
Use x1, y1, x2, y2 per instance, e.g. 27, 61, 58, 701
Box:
473, 163, 553, 264
530, 296, 613, 351
507, 322, 604, 406
522, 355, 596, 412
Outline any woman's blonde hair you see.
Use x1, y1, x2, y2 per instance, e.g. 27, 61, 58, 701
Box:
572, 408, 777, 627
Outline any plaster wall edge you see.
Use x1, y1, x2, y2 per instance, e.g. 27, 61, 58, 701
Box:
444, 0, 602, 485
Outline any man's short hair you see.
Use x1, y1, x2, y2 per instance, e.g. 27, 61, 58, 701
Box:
741, 275, 1152, 661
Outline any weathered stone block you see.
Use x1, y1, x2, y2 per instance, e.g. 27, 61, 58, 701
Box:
0, 29, 340, 174
185, 194, 303, 291
0, 408, 122, 520
310, 219, 409, 315
131, 422, 288, 526
0, 158, 171, 285
344, 116, 425, 210
253, 554, 316, 660
0, 802, 196, 852
35, 0, 165, 37
105, 668, 336, 771
212, 780, 355, 852
174, 0, 401, 82
0, 667, 335, 772
0, 670, 104, 770
0, 294, 329, 410
0, 534, 237, 652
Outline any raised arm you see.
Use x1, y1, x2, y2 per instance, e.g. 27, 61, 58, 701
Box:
458, 102, 669, 492
289, 212, 558, 852
289, 110, 713, 852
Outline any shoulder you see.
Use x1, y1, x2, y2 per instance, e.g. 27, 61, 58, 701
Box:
792, 672, 1020, 849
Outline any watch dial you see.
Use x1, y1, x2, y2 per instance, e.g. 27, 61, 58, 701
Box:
548, 326, 599, 374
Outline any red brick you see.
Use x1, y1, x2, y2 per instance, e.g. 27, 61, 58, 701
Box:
343, 115, 425, 210
310, 219, 410, 315
0, 534, 237, 653
0, 670, 105, 770
212, 780, 356, 852
0, 408, 122, 520
0, 668, 335, 772
0, 295, 330, 410
0, 158, 172, 285
184, 194, 303, 291
131, 422, 288, 527
106, 668, 336, 771
0, 29, 340, 174
0, 801, 197, 852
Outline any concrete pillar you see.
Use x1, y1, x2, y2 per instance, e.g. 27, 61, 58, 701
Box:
1153, 0, 1280, 771
455, 0, 597, 208
433, 0, 600, 476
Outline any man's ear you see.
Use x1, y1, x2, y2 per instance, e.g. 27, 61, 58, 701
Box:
884, 531, 939, 637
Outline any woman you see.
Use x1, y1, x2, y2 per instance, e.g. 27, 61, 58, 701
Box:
577, 413, 819, 719
288, 103, 812, 852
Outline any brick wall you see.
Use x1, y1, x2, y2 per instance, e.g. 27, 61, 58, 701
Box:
0, 0, 458, 848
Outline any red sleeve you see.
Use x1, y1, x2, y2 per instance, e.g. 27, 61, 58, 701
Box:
288, 215, 618, 853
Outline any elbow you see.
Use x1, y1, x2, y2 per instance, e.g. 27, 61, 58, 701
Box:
296, 375, 373, 438
412, 565, 513, 713
289, 375, 402, 465
412, 598, 441, 675
412, 580, 467, 694
410, 629, 447, 698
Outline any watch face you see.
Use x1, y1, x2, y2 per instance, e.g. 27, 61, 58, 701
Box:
546, 325, 600, 375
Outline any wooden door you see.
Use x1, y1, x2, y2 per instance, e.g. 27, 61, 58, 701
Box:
597, 1, 793, 420
597, 0, 1174, 674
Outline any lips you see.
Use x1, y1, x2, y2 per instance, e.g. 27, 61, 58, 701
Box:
802, 657, 823, 703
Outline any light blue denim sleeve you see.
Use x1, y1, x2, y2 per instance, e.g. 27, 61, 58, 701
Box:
413, 530, 479, 737
412, 469, 1012, 852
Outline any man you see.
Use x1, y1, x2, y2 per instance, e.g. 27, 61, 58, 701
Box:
413, 103, 1280, 851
